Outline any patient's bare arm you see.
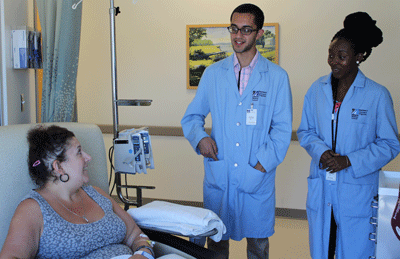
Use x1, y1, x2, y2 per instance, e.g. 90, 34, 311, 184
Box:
0, 199, 42, 259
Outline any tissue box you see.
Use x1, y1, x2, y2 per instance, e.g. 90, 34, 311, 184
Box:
12, 29, 28, 69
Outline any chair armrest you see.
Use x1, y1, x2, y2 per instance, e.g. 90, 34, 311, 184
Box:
142, 229, 226, 259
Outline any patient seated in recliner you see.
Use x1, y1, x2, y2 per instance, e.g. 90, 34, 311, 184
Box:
0, 125, 179, 259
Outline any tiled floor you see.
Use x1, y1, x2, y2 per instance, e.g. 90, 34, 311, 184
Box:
226, 217, 311, 259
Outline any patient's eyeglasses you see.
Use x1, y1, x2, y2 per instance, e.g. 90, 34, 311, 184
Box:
227, 25, 257, 35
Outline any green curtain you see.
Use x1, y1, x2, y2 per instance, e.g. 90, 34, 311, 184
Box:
36, 0, 82, 122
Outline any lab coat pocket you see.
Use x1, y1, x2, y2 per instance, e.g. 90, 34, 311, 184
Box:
343, 168, 378, 185
306, 176, 323, 212
238, 165, 273, 194
204, 159, 227, 191
340, 183, 374, 218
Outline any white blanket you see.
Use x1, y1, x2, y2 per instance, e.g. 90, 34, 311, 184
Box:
127, 201, 226, 242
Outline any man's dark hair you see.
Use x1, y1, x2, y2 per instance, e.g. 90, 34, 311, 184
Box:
230, 3, 265, 30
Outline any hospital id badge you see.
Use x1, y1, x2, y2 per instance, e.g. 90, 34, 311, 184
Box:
326, 171, 337, 181
246, 109, 257, 125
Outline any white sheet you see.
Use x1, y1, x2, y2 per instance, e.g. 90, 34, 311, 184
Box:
127, 201, 226, 242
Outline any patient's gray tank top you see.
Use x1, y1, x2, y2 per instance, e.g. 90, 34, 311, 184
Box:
24, 185, 133, 258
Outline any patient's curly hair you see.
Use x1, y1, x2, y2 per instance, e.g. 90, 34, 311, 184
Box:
332, 12, 383, 63
27, 125, 75, 187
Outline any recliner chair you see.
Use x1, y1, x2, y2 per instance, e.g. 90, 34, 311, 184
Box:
0, 122, 224, 259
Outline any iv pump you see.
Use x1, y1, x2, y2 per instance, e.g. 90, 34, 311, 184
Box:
114, 127, 155, 174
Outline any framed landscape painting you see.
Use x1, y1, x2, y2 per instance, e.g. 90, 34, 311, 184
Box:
186, 23, 279, 89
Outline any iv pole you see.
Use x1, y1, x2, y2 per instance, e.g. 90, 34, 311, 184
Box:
109, 0, 154, 209
109, 0, 152, 139
109, 0, 119, 140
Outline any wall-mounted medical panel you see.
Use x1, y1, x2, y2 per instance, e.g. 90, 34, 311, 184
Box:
12, 27, 42, 69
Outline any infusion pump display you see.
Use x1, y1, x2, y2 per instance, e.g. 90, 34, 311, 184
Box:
114, 127, 155, 174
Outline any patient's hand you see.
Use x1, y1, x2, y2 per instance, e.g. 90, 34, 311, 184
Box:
198, 137, 218, 161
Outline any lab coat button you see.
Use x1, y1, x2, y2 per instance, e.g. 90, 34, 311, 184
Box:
236, 122, 241, 126
236, 143, 240, 147
328, 203, 332, 206
234, 163, 238, 167
239, 102, 242, 106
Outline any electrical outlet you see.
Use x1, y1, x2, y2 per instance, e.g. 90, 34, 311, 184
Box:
20, 94, 25, 112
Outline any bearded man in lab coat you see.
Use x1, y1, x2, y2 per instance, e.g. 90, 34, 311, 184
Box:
181, 3, 292, 258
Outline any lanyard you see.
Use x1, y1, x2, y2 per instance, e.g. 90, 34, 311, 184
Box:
331, 102, 341, 153
237, 69, 241, 90
331, 87, 341, 153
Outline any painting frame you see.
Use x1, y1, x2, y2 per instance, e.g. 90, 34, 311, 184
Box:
186, 23, 279, 89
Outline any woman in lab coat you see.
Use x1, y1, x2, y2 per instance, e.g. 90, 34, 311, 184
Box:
297, 12, 400, 258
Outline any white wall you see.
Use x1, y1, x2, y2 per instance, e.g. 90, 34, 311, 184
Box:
77, 0, 400, 128
77, 0, 400, 210
0, 0, 35, 125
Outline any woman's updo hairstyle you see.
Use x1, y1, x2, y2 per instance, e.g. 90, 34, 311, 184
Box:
332, 12, 383, 63
27, 125, 75, 187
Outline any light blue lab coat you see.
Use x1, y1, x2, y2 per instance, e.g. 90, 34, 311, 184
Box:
297, 71, 400, 258
181, 53, 292, 240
